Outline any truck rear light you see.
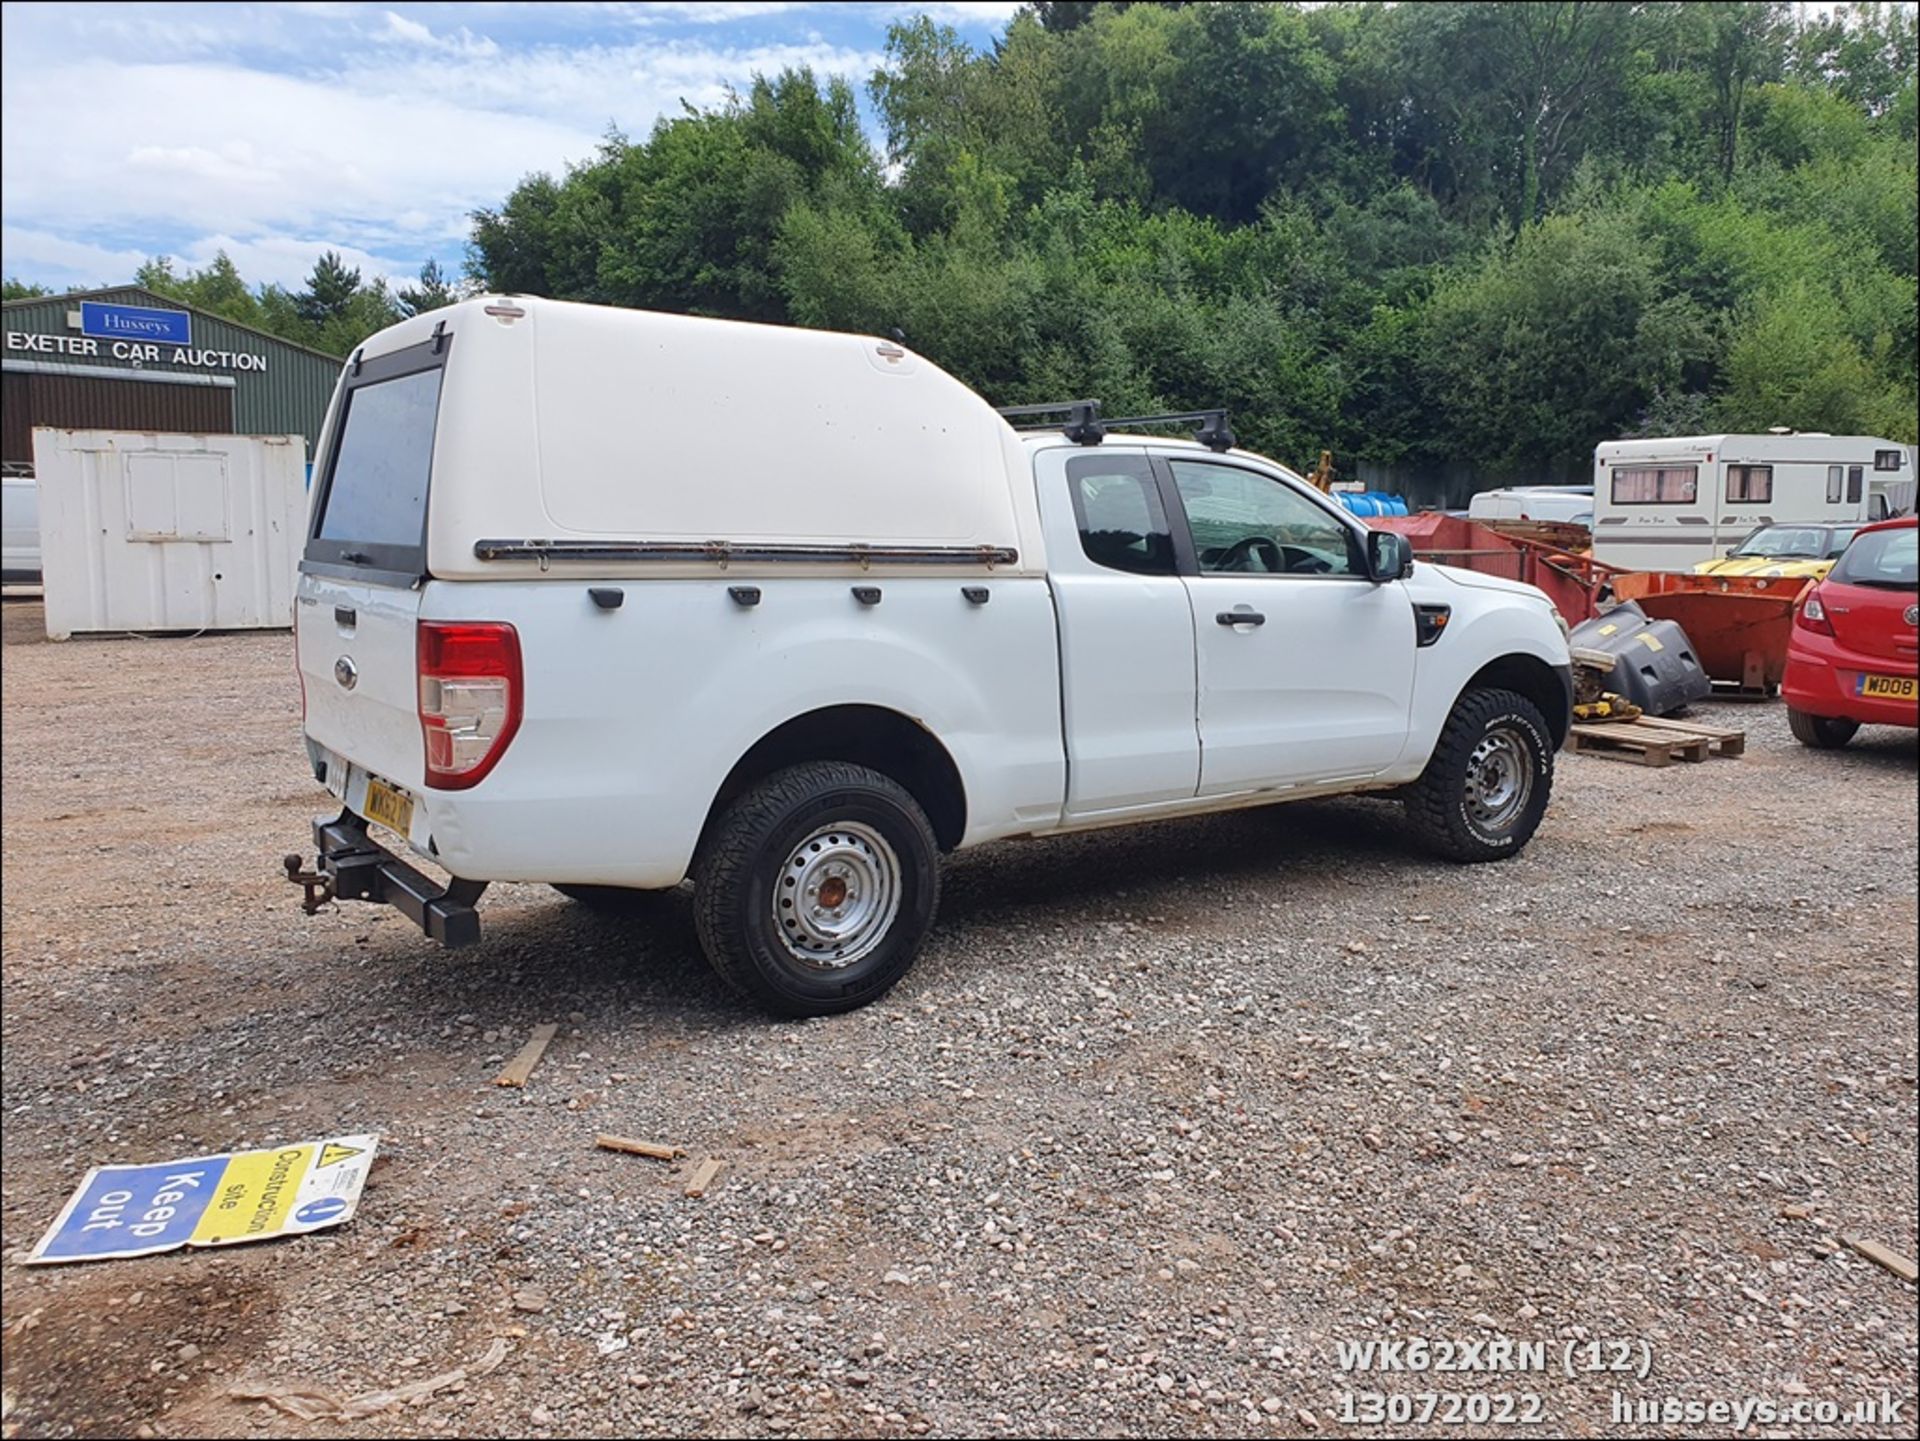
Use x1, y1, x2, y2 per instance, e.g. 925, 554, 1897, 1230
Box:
417, 621, 522, 790
1796, 589, 1835, 636
293, 624, 306, 718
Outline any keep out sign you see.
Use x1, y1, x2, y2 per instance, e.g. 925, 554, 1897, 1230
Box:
25, 1134, 378, 1264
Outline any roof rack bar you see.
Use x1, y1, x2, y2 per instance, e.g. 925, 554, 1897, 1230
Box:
994, 399, 1102, 418
1099, 409, 1237, 453
995, 398, 1105, 445
993, 399, 1236, 452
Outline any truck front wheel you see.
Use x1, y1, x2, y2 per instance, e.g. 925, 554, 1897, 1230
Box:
1404, 687, 1554, 862
693, 762, 941, 1016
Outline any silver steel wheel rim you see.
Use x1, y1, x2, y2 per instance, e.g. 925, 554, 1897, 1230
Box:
1466, 726, 1533, 833
773, 821, 902, 970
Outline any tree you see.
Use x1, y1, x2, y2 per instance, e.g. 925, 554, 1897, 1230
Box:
1695, 1, 1791, 180
3, 278, 55, 301
398, 258, 459, 316
134, 256, 180, 293
297, 251, 363, 328
451, 0, 1919, 470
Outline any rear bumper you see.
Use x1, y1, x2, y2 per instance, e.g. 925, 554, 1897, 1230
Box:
1782, 639, 1919, 729
303, 810, 488, 946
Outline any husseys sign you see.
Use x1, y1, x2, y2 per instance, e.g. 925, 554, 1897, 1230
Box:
4, 300, 270, 372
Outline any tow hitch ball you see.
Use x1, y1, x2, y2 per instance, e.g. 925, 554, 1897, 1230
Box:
283, 853, 335, 914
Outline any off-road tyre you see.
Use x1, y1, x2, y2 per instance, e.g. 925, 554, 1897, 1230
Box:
1404, 687, 1554, 863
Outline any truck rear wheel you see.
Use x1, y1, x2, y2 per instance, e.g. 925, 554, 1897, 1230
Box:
1404, 687, 1553, 862
693, 762, 941, 1016
1787, 708, 1858, 749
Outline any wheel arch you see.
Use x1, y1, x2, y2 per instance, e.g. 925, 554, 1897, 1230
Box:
700, 704, 968, 854
1460, 652, 1573, 748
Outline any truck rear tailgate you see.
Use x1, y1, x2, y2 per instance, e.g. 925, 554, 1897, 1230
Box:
297, 574, 424, 792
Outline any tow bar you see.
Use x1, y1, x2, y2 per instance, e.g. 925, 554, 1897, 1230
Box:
283, 853, 335, 914
285, 809, 488, 947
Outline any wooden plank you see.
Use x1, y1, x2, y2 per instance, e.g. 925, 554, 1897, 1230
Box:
492, 1022, 558, 1088
684, 1157, 725, 1198
596, 1134, 681, 1160
1845, 1235, 1919, 1283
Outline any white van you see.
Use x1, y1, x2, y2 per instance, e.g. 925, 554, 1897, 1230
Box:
1592, 432, 1916, 572
1, 474, 39, 583
1466, 486, 1593, 527
287, 296, 1572, 1015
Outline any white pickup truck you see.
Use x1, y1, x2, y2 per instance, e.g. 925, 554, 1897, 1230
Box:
288, 296, 1573, 1015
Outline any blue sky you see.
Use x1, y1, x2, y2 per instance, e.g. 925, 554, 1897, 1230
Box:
0, 1, 1022, 293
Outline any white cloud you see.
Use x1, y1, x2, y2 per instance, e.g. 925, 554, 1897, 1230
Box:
884, 2, 1024, 24
0, 222, 416, 292
176, 233, 417, 290
0, 227, 153, 289
376, 8, 501, 55
0, 1, 938, 291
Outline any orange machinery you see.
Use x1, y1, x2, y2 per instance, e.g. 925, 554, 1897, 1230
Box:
1370, 514, 1808, 692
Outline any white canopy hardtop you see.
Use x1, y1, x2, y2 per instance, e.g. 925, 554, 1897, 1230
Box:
328, 295, 1048, 579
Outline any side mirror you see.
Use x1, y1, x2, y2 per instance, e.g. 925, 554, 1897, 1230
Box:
1366, 530, 1413, 583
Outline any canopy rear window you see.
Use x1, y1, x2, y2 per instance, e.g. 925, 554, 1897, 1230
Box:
306, 336, 449, 581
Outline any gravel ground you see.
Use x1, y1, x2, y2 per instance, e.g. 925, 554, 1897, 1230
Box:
2, 597, 1915, 1440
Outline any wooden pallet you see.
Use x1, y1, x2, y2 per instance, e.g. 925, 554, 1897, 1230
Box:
1567, 714, 1747, 766
1629, 714, 1747, 757
1568, 720, 1710, 766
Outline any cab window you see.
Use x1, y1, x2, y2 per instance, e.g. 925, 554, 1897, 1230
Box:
1066, 455, 1175, 576
1168, 461, 1362, 576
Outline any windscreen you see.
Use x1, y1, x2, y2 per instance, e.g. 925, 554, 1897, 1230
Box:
315, 367, 443, 549
1734, 526, 1826, 558
1830, 526, 1917, 588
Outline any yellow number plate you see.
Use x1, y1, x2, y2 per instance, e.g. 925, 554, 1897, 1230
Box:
363, 777, 414, 836
1856, 674, 1918, 701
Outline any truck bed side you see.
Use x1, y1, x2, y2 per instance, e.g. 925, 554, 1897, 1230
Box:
398, 576, 1066, 887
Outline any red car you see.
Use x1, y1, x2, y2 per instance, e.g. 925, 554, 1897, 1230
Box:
1782, 516, 1918, 747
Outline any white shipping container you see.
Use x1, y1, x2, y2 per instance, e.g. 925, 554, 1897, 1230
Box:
33, 428, 308, 639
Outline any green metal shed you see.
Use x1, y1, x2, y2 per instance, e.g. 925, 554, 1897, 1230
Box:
2, 286, 343, 473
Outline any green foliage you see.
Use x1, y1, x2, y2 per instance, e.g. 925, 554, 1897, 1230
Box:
398, 258, 460, 318
447, 1, 1911, 465
120, 249, 408, 357
3, 277, 57, 301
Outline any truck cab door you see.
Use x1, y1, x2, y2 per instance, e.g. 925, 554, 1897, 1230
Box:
1160, 457, 1417, 794
1034, 448, 1201, 818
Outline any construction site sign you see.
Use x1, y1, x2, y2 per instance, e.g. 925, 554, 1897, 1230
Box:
25, 1134, 379, 1265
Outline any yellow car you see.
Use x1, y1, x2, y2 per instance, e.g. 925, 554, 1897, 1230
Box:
1695, 522, 1861, 579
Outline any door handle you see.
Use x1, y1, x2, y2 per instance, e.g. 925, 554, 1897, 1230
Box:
1216, 610, 1266, 627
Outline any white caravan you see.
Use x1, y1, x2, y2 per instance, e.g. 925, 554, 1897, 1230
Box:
285, 296, 1572, 1016
1592, 432, 1916, 572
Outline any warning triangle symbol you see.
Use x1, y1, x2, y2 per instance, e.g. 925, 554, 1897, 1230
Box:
318, 1142, 364, 1168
